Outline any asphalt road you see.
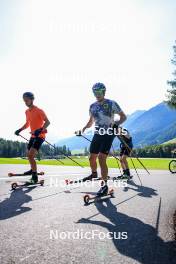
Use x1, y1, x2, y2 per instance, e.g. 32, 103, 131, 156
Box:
0, 164, 176, 264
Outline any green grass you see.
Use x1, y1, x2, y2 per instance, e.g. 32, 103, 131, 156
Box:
0, 157, 172, 170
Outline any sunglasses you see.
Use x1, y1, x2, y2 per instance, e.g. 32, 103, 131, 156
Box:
93, 90, 104, 96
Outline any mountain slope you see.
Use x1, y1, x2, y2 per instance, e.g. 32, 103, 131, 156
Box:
126, 103, 175, 133
56, 134, 93, 152
126, 102, 176, 146
124, 110, 146, 128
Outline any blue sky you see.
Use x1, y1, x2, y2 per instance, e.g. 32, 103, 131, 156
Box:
0, 0, 176, 141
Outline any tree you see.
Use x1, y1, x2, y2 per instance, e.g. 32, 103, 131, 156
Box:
166, 41, 176, 109
0, 138, 73, 158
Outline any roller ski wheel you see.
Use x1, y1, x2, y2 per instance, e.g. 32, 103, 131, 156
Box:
83, 189, 114, 205
65, 179, 74, 185
11, 182, 18, 190
84, 194, 90, 205
40, 179, 44, 186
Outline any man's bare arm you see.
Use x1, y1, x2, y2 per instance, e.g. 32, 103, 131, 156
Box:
20, 123, 29, 131
14, 122, 29, 136
43, 118, 50, 130
82, 115, 94, 133
115, 111, 127, 126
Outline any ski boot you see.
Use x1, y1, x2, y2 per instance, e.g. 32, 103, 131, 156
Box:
97, 183, 108, 197
25, 172, 38, 185
82, 171, 99, 182
23, 169, 33, 175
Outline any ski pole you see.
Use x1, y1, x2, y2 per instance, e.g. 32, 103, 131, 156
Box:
19, 134, 30, 142
129, 155, 143, 186
18, 134, 65, 165
44, 139, 84, 168
28, 131, 83, 167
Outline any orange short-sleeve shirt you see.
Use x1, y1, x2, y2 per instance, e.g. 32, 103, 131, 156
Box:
25, 106, 47, 138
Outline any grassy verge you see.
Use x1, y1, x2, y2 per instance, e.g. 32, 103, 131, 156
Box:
0, 157, 172, 170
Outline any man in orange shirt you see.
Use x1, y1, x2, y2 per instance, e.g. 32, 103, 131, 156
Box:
15, 92, 50, 183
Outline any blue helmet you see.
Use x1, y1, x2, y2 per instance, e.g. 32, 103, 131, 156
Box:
92, 83, 106, 96
92, 83, 106, 94
23, 92, 34, 100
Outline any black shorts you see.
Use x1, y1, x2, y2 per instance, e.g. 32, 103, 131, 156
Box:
90, 134, 115, 155
120, 143, 133, 157
27, 137, 44, 151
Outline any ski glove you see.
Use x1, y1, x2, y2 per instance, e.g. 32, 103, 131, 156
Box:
75, 130, 82, 136
14, 128, 22, 136
112, 123, 119, 130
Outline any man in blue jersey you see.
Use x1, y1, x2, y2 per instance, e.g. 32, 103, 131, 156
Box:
79, 83, 127, 196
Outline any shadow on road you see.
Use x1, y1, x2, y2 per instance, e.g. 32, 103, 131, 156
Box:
0, 188, 36, 220
78, 181, 158, 206
123, 180, 158, 198
77, 198, 176, 264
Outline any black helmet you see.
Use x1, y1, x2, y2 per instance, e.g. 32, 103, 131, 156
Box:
23, 92, 34, 100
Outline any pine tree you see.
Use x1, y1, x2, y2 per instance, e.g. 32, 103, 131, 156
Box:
166, 41, 176, 108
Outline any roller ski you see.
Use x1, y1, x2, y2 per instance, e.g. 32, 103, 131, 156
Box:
83, 183, 114, 205
11, 171, 44, 190
11, 179, 44, 190
112, 174, 133, 182
65, 172, 101, 185
8, 169, 44, 177
112, 168, 133, 182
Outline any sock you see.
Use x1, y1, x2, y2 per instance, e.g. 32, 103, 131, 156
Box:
126, 169, 130, 176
